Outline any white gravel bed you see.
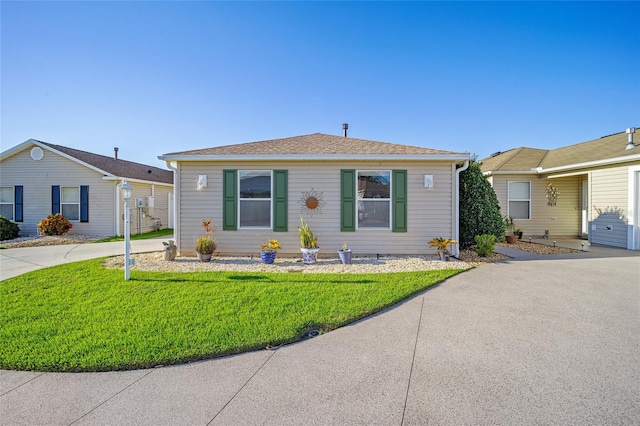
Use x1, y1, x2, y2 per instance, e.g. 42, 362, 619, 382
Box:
1, 235, 101, 248
104, 252, 473, 274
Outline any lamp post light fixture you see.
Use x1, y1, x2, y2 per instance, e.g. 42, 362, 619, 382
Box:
120, 180, 133, 280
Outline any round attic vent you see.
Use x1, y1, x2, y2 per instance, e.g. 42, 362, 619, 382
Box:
30, 147, 44, 161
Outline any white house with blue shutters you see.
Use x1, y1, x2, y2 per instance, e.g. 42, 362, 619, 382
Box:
0, 139, 174, 237
159, 132, 470, 257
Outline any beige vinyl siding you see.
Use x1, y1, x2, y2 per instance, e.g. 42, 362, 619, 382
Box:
117, 182, 173, 236
590, 165, 629, 248
491, 175, 580, 238
151, 184, 172, 231
0, 148, 116, 236
176, 161, 456, 256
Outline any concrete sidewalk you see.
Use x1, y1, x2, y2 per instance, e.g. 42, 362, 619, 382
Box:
494, 239, 640, 261
0, 238, 168, 281
1, 247, 639, 425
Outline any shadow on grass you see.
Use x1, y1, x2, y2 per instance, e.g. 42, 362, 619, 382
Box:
227, 274, 274, 281
131, 274, 377, 285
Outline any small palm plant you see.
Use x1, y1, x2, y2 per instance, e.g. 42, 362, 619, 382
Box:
428, 237, 457, 260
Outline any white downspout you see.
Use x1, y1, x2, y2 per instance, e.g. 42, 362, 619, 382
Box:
454, 160, 470, 257
165, 161, 179, 254
115, 182, 122, 236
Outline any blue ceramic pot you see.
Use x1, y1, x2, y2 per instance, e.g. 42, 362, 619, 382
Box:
261, 251, 277, 264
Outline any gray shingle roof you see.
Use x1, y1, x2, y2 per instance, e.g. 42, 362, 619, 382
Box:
38, 141, 173, 184
481, 130, 639, 173
163, 133, 465, 157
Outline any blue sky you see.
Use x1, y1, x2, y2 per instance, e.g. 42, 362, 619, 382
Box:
2, 1, 638, 169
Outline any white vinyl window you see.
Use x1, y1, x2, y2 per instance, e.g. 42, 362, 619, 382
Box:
0, 187, 14, 220
239, 171, 272, 228
508, 181, 531, 220
61, 186, 80, 221
357, 170, 391, 229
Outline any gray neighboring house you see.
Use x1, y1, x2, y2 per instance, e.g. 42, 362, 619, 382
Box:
159, 132, 471, 257
0, 139, 174, 237
481, 128, 640, 250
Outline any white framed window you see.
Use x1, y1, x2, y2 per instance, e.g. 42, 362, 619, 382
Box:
238, 170, 272, 228
508, 181, 531, 220
0, 186, 15, 220
61, 186, 80, 221
357, 170, 391, 229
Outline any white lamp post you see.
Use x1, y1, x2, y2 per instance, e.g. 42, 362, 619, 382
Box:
120, 180, 133, 280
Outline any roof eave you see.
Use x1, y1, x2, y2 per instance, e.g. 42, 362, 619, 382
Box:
102, 176, 173, 187
483, 170, 540, 176
538, 153, 640, 174
1, 139, 119, 178
158, 153, 471, 162
0, 139, 40, 161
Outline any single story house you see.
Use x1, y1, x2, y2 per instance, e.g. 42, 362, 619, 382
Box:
480, 128, 640, 250
0, 139, 174, 237
159, 132, 471, 257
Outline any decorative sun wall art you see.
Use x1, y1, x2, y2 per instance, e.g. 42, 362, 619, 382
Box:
546, 183, 559, 206
299, 188, 326, 217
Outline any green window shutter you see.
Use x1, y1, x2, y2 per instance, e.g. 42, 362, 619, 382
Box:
273, 170, 288, 232
341, 169, 356, 232
223, 169, 237, 230
392, 170, 407, 232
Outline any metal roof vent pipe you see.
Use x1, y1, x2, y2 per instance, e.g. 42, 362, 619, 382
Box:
625, 127, 636, 150
114, 147, 119, 160
343, 123, 348, 137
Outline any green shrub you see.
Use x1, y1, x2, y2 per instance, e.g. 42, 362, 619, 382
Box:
474, 234, 497, 256
38, 213, 73, 236
195, 235, 216, 254
459, 161, 506, 248
0, 215, 20, 241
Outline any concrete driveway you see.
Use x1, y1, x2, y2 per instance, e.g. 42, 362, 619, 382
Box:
0, 238, 166, 281
1, 247, 639, 425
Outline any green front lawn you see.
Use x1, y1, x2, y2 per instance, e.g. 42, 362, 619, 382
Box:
92, 228, 174, 243
1, 259, 464, 372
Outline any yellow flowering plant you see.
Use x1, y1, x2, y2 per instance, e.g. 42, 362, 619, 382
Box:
261, 239, 281, 253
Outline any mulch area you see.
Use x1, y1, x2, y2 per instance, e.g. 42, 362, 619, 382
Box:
458, 241, 581, 264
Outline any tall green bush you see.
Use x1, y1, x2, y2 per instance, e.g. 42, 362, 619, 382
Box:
0, 215, 20, 240
459, 160, 505, 248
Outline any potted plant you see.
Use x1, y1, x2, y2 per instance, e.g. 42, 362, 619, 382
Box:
428, 237, 457, 261
260, 239, 281, 264
195, 219, 216, 262
504, 216, 519, 244
338, 241, 352, 265
515, 227, 523, 240
297, 217, 319, 264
